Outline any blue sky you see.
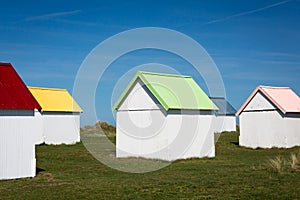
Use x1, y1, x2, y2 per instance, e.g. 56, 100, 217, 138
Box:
1, 0, 300, 126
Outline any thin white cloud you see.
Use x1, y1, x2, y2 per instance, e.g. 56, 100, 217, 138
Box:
258, 60, 300, 65
223, 71, 297, 82
258, 51, 300, 58
203, 0, 293, 25
23, 10, 82, 22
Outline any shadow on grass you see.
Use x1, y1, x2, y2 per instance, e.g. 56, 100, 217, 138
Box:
230, 141, 239, 146
36, 167, 45, 175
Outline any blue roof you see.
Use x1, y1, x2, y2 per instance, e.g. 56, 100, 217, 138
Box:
210, 97, 236, 116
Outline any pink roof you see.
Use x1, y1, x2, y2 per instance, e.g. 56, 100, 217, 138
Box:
236, 85, 300, 115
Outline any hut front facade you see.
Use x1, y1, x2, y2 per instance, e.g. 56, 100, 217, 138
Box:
236, 85, 300, 148
0, 63, 42, 180
28, 87, 82, 145
113, 71, 218, 161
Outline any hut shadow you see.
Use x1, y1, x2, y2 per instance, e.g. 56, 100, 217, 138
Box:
35, 168, 54, 180
36, 167, 45, 175
230, 141, 239, 146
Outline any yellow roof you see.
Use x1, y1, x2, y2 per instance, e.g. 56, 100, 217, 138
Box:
28, 86, 83, 112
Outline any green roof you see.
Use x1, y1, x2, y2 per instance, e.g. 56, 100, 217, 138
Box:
112, 71, 218, 111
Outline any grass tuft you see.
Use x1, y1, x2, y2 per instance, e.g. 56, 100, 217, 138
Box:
268, 156, 285, 173
267, 151, 300, 173
290, 153, 299, 170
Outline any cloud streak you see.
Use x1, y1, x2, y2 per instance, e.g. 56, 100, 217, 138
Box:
257, 51, 300, 58
23, 10, 82, 22
203, 0, 293, 25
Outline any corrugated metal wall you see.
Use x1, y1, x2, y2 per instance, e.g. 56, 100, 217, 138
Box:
0, 109, 38, 180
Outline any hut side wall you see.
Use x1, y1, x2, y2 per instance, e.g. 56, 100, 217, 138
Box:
284, 115, 300, 148
213, 115, 236, 133
42, 112, 80, 145
33, 110, 44, 145
0, 109, 38, 180
239, 111, 286, 148
116, 111, 215, 161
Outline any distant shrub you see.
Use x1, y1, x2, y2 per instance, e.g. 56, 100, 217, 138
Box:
96, 121, 116, 144
81, 121, 115, 135
96, 121, 116, 134
236, 125, 240, 133
80, 121, 116, 143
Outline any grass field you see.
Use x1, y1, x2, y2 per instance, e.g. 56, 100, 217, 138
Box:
1, 131, 300, 199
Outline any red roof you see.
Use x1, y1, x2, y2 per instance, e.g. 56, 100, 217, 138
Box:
0, 63, 41, 110
236, 85, 300, 115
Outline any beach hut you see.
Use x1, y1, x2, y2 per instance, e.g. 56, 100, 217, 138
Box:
112, 71, 218, 161
210, 97, 236, 133
236, 85, 300, 148
0, 63, 42, 180
28, 87, 82, 145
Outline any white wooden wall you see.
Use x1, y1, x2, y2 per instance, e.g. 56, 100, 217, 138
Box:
0, 109, 39, 180
42, 112, 80, 145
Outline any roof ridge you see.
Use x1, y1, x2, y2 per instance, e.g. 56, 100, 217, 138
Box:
139, 71, 191, 78
0, 63, 12, 67
28, 86, 67, 91
209, 97, 225, 99
259, 85, 290, 89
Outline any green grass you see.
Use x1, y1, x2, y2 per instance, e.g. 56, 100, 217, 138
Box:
1, 132, 300, 199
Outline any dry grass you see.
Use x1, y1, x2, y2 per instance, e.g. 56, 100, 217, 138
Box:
290, 153, 299, 170
35, 172, 54, 181
268, 151, 300, 173
268, 156, 285, 173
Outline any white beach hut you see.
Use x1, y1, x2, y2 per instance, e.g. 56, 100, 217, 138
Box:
236, 85, 300, 148
112, 71, 218, 161
28, 87, 83, 145
0, 63, 42, 180
210, 97, 236, 133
